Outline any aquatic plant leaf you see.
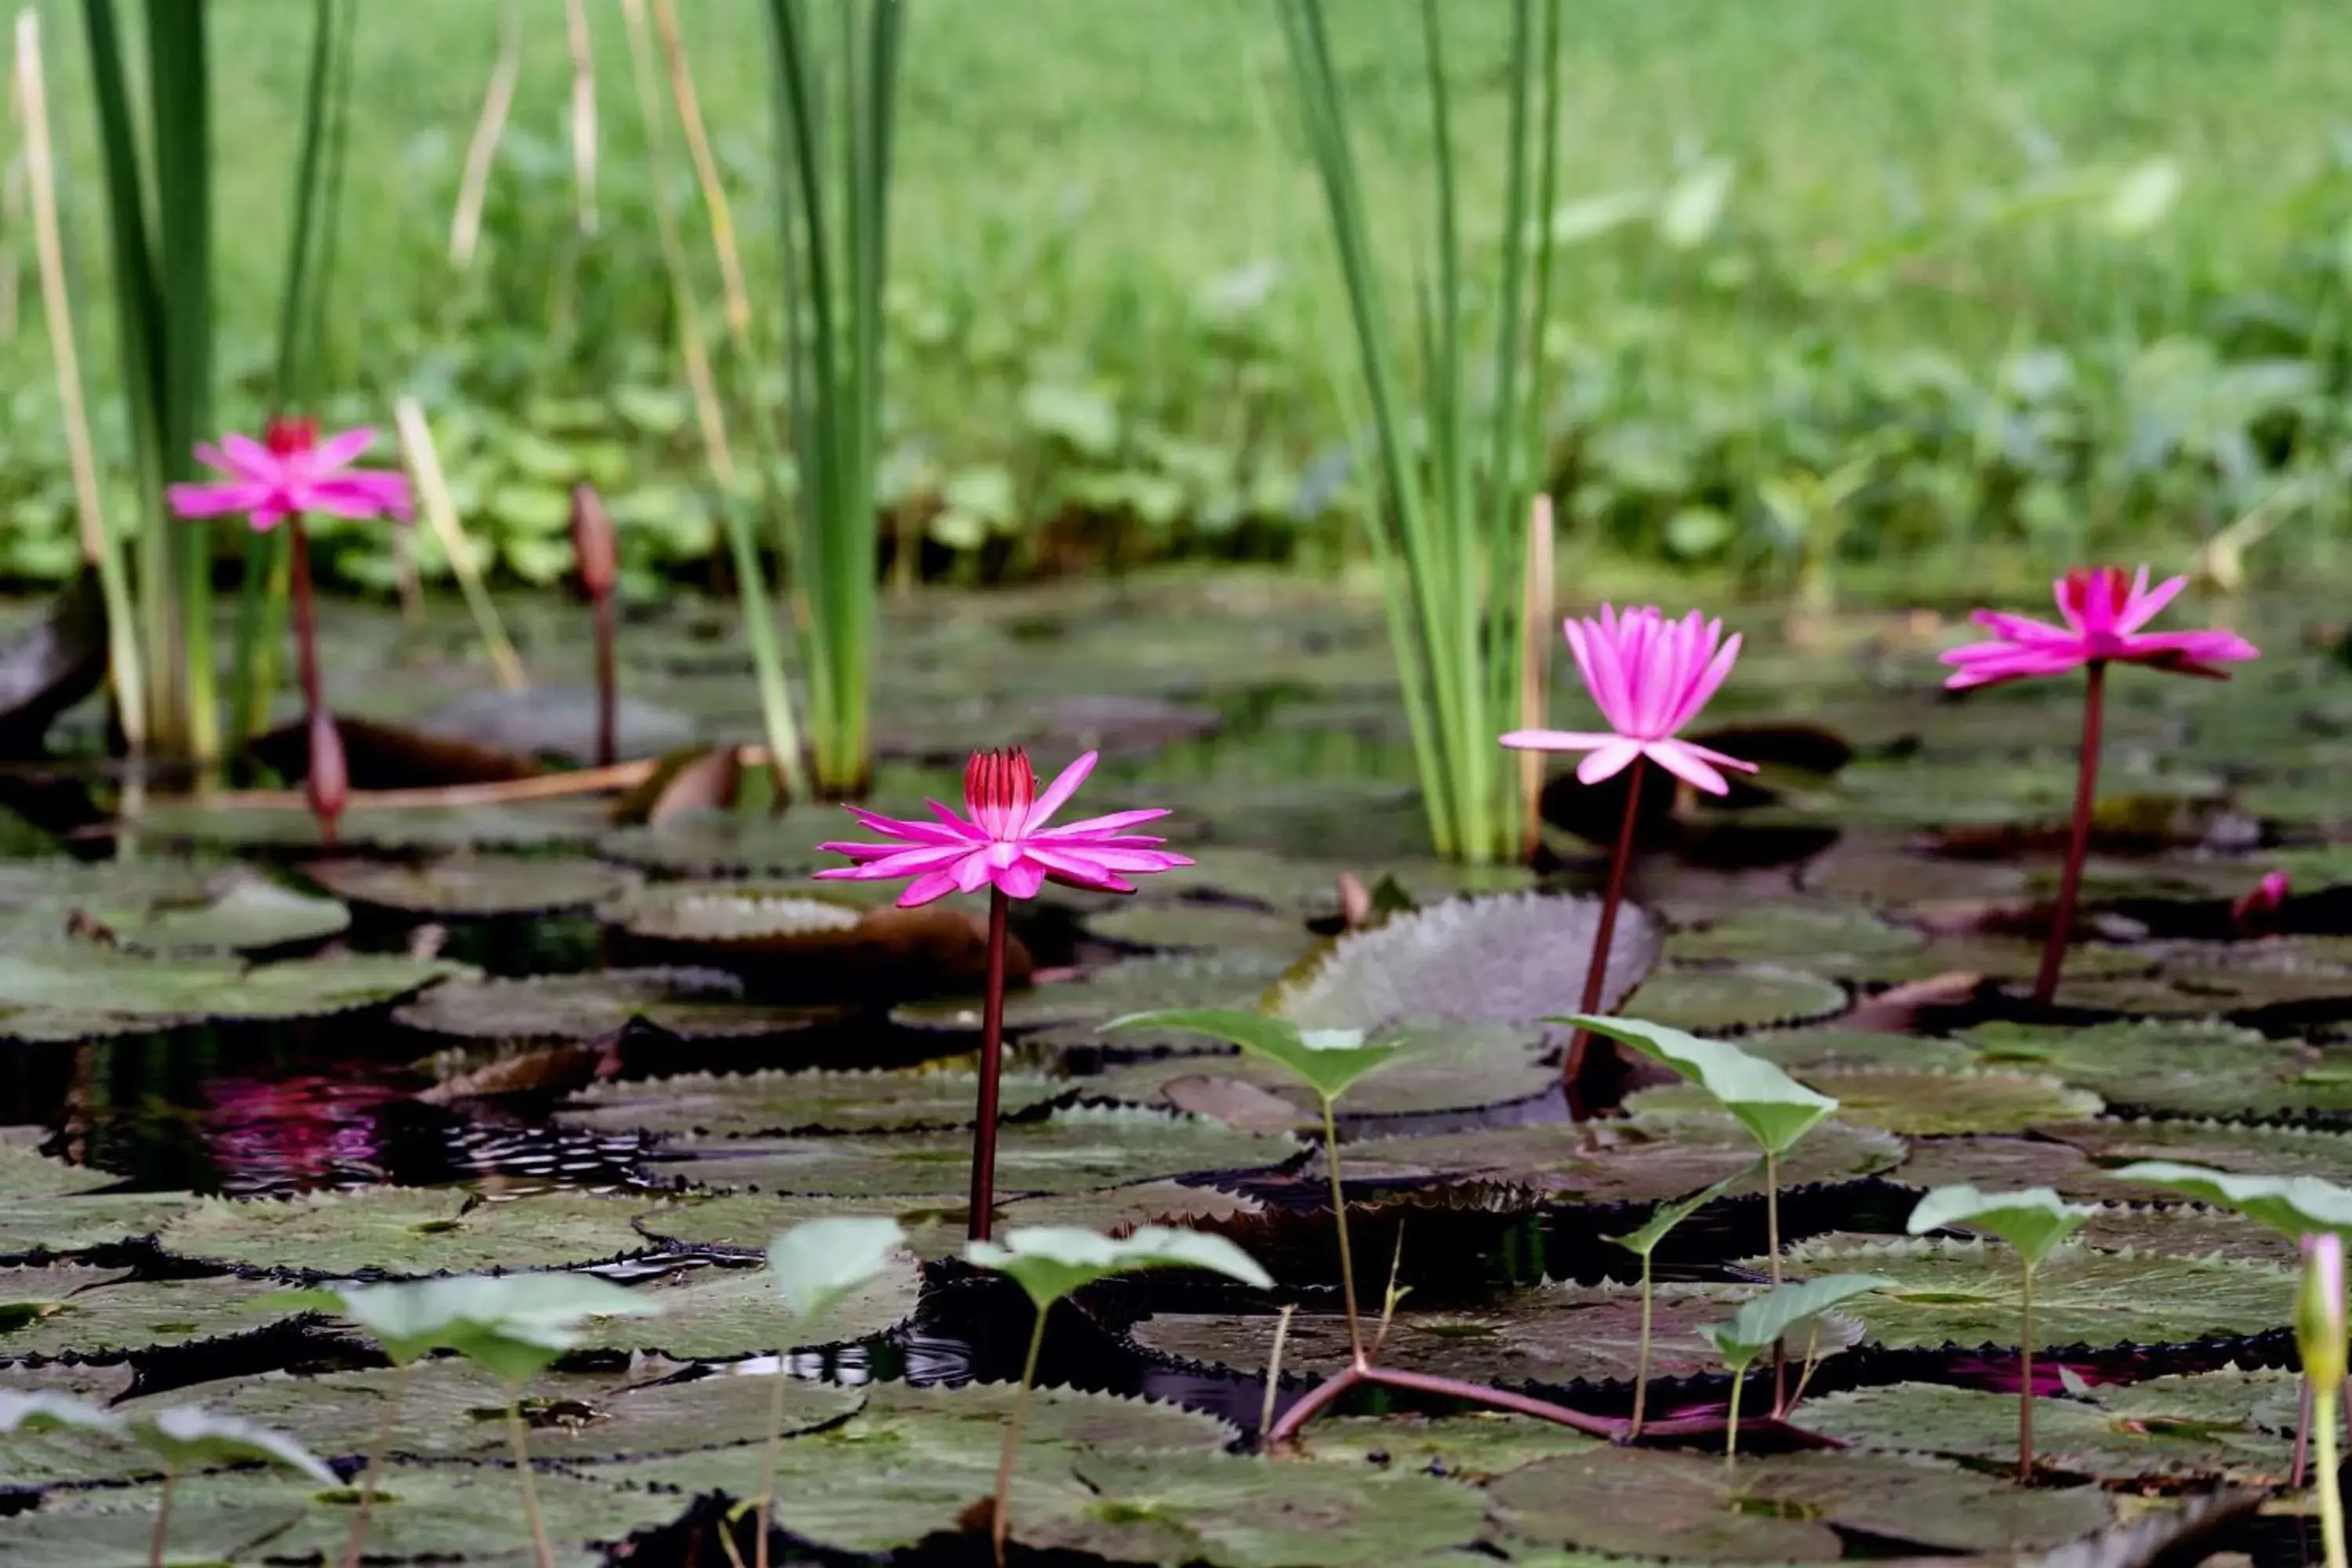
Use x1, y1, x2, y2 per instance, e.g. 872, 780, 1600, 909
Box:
0, 1191, 199, 1258
2104, 1162, 2352, 1240
1896, 1134, 2095, 1197
769, 1215, 911, 1324
125, 1406, 336, 1485
1294, 1413, 1601, 1478
1270, 891, 1661, 1033
555, 1065, 1062, 1138
1489, 1446, 2114, 1560
597, 804, 923, 877
1095, 1018, 1549, 1123
2049, 943, 2352, 1020
0, 946, 467, 1040
1625, 964, 1849, 1034
1778, 1236, 2292, 1349
670, 1106, 1301, 1200
1563, 1017, 1836, 1156
1665, 905, 1924, 971
1131, 1283, 1858, 1385
1906, 1185, 2095, 1265
1156, 846, 1532, 916
849, 1379, 1239, 1461
969, 1224, 1271, 1308
2044, 1117, 2352, 1186
2069, 1202, 2294, 1266
1962, 1019, 2308, 1116
1741, 1029, 1976, 1073
1105, 1007, 1403, 1102
395, 967, 829, 1046
1087, 901, 1317, 956
156, 1187, 658, 1276
1612, 1168, 1751, 1260
1629, 1066, 2100, 1136
90, 876, 350, 954
130, 798, 615, 854
566, 1258, 920, 1360
1700, 1275, 1896, 1369
0, 1264, 289, 1361
0, 1365, 143, 1486
0, 1138, 112, 1201
0, 1388, 123, 1439
898, 949, 1298, 1033
303, 854, 636, 916
273, 1271, 661, 1381
1800, 1371, 2297, 1483
626, 1192, 963, 1257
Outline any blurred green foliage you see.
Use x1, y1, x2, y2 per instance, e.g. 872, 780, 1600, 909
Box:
8, 0, 2352, 594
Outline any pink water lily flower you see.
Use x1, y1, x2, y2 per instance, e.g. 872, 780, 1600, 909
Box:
166, 416, 413, 532
1499, 605, 1756, 795
1941, 566, 2257, 690
817, 748, 1190, 906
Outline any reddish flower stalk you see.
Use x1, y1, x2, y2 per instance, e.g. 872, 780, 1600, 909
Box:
571, 485, 620, 768
291, 527, 347, 844
1942, 567, 2258, 1006
815, 748, 1189, 1239
1501, 606, 1751, 1093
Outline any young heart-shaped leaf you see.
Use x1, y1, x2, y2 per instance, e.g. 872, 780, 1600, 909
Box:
1610, 1166, 1754, 1261
0, 1389, 125, 1439
270, 1272, 661, 1383
125, 1406, 336, 1485
2109, 1162, 2352, 1240
1700, 1275, 1895, 1372
1906, 1185, 2095, 1268
1106, 1008, 1403, 1104
767, 1216, 907, 1323
1560, 1015, 1837, 1156
965, 1224, 1272, 1309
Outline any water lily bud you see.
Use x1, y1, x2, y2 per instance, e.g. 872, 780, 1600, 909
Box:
263, 416, 319, 456
2234, 870, 2290, 931
569, 484, 617, 601
2299, 1232, 2347, 1389
306, 708, 349, 846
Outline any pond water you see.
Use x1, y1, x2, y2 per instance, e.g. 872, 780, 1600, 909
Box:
0, 575, 2339, 1565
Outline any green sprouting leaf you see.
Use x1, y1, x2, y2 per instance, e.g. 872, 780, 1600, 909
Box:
768, 1217, 907, 1323
1906, 1185, 2096, 1267
1560, 1015, 1837, 1156
966, 1225, 1271, 1310
1105, 1007, 1402, 1103
269, 1272, 661, 1383
0, 1389, 125, 1439
2110, 1162, 2352, 1240
1700, 1275, 1895, 1371
1610, 1166, 1754, 1261
125, 1406, 336, 1485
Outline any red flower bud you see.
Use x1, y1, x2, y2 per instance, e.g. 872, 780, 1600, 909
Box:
264, 416, 320, 457
570, 485, 618, 600
964, 747, 1036, 839
307, 709, 349, 845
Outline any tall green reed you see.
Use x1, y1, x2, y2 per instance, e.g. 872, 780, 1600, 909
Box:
1274, 0, 1562, 863
762, 0, 902, 797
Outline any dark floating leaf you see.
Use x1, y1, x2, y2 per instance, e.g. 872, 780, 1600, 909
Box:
1742, 1029, 1976, 1073
154, 1187, 662, 1277
0, 568, 107, 758
0, 946, 466, 1042
2042, 1117, 2352, 1187
0, 1263, 289, 1363
394, 967, 829, 1047
1962, 1018, 2319, 1116
1087, 1021, 1554, 1128
557, 1065, 1065, 1137
1634, 1066, 2101, 1137
127, 798, 615, 855
569, 1256, 922, 1357
596, 804, 924, 878
1665, 904, 1924, 974
896, 949, 1298, 1033
303, 854, 637, 917
1628, 964, 1849, 1035
1896, 1134, 2096, 1197
1291, 1412, 1600, 1478
1086, 900, 1318, 956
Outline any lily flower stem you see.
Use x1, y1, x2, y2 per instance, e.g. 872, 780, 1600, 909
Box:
753, 1350, 789, 1568
2018, 1261, 2038, 1481
1568, 757, 1646, 1098
1766, 1149, 1785, 1412
149, 1466, 175, 1568
991, 1304, 1051, 1567
2296, 1377, 2314, 1489
1629, 1253, 1653, 1439
289, 515, 322, 728
507, 1399, 554, 1568
2035, 659, 2106, 1007
340, 1359, 412, 1568
967, 887, 1010, 1243
2320, 1384, 2348, 1568
590, 586, 616, 768
1321, 1094, 1365, 1365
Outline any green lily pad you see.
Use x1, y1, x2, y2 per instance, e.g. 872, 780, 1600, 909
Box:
2067, 1203, 2298, 1266
1343, 1112, 1904, 1203
154, 1187, 662, 1277
669, 1106, 1301, 1199
1087, 901, 1319, 956
1157, 847, 1534, 915
597, 879, 868, 942
2042, 1117, 2352, 1187
1269, 892, 1661, 1033
0, 1362, 142, 1486
1628, 1067, 2102, 1137
129, 798, 615, 854
1777, 1236, 2292, 1349
1665, 906, 1924, 975
394, 967, 829, 1046
626, 1192, 964, 1256
1490, 1446, 2114, 1561
1293, 1412, 1601, 1478
557, 1066, 1065, 1138
1853, 937, 2160, 989
567, 1256, 922, 1357
1625, 964, 1849, 1035
1739, 1029, 1976, 1073
1131, 1283, 1863, 1385
1088, 1022, 1552, 1127
895, 949, 1298, 1033
0, 946, 466, 1042
75, 875, 351, 955
1799, 1370, 2297, 1482
596, 804, 924, 877
1894, 1134, 2095, 1196
303, 855, 636, 917
0, 1141, 115, 1202
2049, 942, 2352, 1018
1962, 1019, 2310, 1116
0, 1264, 290, 1362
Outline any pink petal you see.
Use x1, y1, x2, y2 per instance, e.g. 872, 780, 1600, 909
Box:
1668, 629, 1740, 735
926, 799, 982, 836
896, 869, 963, 906
844, 804, 975, 846
1577, 616, 1636, 733
303, 474, 414, 521
839, 844, 973, 879
992, 859, 1047, 899
216, 433, 287, 484
247, 505, 290, 532
167, 481, 271, 519
1022, 751, 1099, 834
1025, 844, 1135, 889
815, 840, 918, 864
307, 426, 378, 472
1678, 739, 1759, 775
953, 853, 995, 893
2116, 569, 2184, 634
1645, 739, 1731, 796
1497, 729, 1617, 753
1033, 807, 1167, 839
1574, 739, 1642, 785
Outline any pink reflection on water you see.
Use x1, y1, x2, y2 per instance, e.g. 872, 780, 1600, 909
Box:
1946, 1354, 2111, 1396
202, 1072, 406, 1193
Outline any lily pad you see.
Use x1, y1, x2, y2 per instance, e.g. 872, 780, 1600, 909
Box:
898, 949, 1299, 1033
1156, 846, 1534, 915
626, 1192, 966, 1257
666, 1106, 1301, 1199
1740, 1029, 1976, 1073
1087, 1022, 1553, 1127
1629, 1067, 2102, 1137
1799, 1370, 2296, 1482
1624, 964, 1848, 1035
2067, 1203, 2298, 1266
1087, 901, 1319, 956
1500, 1446, 2114, 1562
1294, 1412, 1601, 1478
2049, 942, 2352, 1019
70, 875, 350, 955
304, 855, 636, 917
0, 1142, 115, 1202
154, 1187, 662, 1277
1777, 1236, 2293, 1349
0, 946, 466, 1042
2042, 1117, 2352, 1187
566, 1255, 923, 1357
1665, 906, 1924, 975
596, 804, 922, 877
0, 1263, 289, 1362
1962, 1019, 2309, 1116
1132, 1283, 1863, 1386
1895, 1134, 2095, 1196
129, 798, 615, 854
1269, 892, 1661, 1032
557, 1066, 1066, 1138
393, 967, 827, 1046
0, 1190, 197, 1259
